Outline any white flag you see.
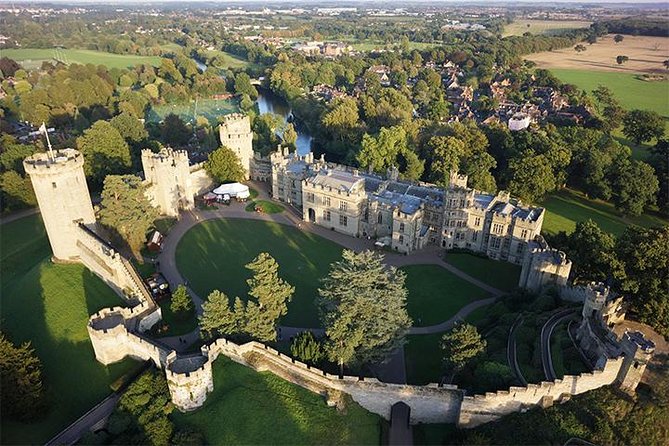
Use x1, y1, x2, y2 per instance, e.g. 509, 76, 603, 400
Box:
39, 122, 47, 134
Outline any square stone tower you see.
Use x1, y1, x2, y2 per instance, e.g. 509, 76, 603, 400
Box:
219, 113, 253, 179
142, 148, 193, 217
23, 149, 96, 261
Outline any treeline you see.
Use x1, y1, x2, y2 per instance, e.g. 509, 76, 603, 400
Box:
596, 17, 669, 38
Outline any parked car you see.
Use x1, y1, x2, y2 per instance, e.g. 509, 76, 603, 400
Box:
145, 273, 170, 299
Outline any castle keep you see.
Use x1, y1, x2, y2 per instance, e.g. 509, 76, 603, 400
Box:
218, 113, 254, 179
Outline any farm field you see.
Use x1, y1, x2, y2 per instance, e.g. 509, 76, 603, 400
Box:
527, 34, 669, 74
0, 48, 161, 70
172, 356, 381, 445
503, 19, 592, 37
146, 98, 239, 125
539, 188, 668, 236
0, 214, 138, 444
549, 69, 669, 118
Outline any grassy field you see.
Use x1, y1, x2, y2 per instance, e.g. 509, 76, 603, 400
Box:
172, 356, 381, 445
402, 265, 490, 326
0, 48, 161, 70
549, 69, 669, 119
245, 200, 285, 214
0, 214, 138, 444
175, 219, 344, 328
503, 19, 592, 37
539, 188, 668, 236
404, 333, 443, 385
442, 253, 521, 292
146, 98, 239, 125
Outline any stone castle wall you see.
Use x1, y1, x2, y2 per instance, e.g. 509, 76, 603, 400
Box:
165, 351, 214, 411
457, 357, 624, 427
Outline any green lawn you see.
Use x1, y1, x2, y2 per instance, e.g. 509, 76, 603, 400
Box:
549, 69, 669, 119
172, 356, 381, 445
0, 48, 161, 70
175, 219, 343, 327
402, 265, 489, 326
404, 333, 443, 385
146, 98, 239, 125
442, 253, 521, 292
154, 300, 198, 337
0, 215, 138, 444
539, 188, 668, 236
503, 20, 591, 37
245, 200, 285, 214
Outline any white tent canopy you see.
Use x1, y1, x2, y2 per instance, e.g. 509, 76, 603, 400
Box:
212, 182, 250, 199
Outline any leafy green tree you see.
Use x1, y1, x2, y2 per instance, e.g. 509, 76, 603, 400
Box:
622, 109, 665, 144
591, 86, 625, 132
158, 58, 183, 83
244, 252, 294, 342
616, 55, 629, 65
282, 123, 298, 151
441, 322, 486, 378
561, 220, 617, 283
0, 170, 36, 211
613, 225, 669, 337
508, 151, 556, 202
170, 285, 193, 315
357, 126, 424, 180
611, 159, 659, 216
649, 139, 669, 215
99, 175, 158, 258
76, 120, 131, 187
251, 113, 283, 156
199, 290, 238, 339
110, 112, 148, 144
318, 250, 412, 371
0, 333, 47, 421
205, 146, 246, 183
290, 331, 324, 365
234, 72, 258, 99
474, 361, 515, 393
614, 34, 624, 44
427, 136, 463, 185
160, 113, 191, 147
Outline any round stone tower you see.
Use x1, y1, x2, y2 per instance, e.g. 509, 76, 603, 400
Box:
23, 149, 95, 261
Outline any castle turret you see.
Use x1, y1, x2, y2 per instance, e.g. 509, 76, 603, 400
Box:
617, 331, 655, 393
23, 149, 96, 261
518, 236, 572, 292
219, 113, 253, 179
141, 148, 193, 217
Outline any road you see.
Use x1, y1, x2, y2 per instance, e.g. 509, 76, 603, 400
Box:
540, 308, 578, 381
507, 315, 528, 386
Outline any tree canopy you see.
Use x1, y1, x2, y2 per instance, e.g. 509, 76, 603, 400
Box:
205, 146, 246, 183
76, 120, 131, 188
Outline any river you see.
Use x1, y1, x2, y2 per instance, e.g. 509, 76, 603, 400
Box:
193, 57, 313, 155
255, 90, 313, 156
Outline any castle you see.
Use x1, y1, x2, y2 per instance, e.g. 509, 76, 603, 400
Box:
218, 113, 254, 179
265, 147, 571, 290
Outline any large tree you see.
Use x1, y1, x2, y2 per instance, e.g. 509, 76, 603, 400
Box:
0, 333, 47, 421
610, 159, 659, 216
561, 220, 617, 283
318, 250, 412, 371
613, 225, 669, 337
507, 151, 556, 203
622, 109, 665, 144
76, 120, 131, 187
199, 290, 238, 339
160, 113, 191, 147
205, 146, 246, 183
99, 175, 158, 258
441, 322, 486, 379
357, 126, 424, 180
110, 112, 148, 144
233, 72, 258, 99
244, 252, 294, 342
170, 285, 193, 315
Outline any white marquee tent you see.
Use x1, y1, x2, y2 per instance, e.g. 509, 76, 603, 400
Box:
212, 183, 250, 199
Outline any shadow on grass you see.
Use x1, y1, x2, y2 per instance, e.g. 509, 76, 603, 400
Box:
0, 259, 136, 444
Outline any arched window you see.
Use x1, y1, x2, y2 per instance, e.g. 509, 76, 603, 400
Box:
377, 213, 383, 224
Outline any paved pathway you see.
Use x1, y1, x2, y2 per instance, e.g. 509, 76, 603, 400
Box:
155, 190, 505, 382
507, 315, 528, 386
0, 207, 39, 225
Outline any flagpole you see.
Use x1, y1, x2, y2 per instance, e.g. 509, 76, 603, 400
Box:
41, 122, 55, 161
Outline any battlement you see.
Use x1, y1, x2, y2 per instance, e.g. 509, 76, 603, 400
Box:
23, 148, 84, 173
141, 147, 189, 165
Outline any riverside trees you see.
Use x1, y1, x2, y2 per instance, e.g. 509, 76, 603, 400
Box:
318, 250, 412, 374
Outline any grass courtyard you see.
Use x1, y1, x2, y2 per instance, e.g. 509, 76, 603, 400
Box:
175, 219, 344, 328
172, 356, 381, 445
402, 265, 490, 327
539, 188, 667, 236
442, 253, 521, 292
0, 214, 138, 444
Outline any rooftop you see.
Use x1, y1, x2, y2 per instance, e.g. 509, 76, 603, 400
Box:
306, 169, 363, 192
